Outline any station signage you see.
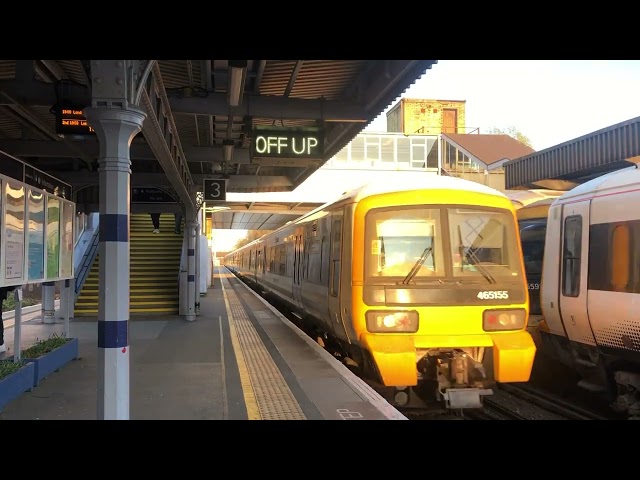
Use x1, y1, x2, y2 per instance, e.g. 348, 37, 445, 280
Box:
132, 187, 175, 203
204, 179, 227, 202
55, 107, 95, 136
251, 128, 324, 160
0, 150, 72, 199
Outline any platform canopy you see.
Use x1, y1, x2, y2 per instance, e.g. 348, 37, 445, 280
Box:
0, 60, 438, 217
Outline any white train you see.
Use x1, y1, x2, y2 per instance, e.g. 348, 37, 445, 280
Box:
537, 164, 640, 417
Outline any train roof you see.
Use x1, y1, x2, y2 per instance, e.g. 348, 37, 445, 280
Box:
226, 174, 510, 254
336, 173, 507, 204
506, 189, 564, 209
553, 165, 640, 204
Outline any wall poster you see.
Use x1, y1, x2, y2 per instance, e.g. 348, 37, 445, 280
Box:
59, 200, 74, 278
27, 188, 45, 281
46, 195, 60, 279
5, 181, 25, 280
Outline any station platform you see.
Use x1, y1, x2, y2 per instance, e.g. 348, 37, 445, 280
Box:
0, 267, 406, 420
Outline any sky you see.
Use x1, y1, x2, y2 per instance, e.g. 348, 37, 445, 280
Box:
365, 60, 640, 151
212, 60, 640, 251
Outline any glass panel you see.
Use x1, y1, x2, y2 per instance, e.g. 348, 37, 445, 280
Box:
60, 200, 74, 278
519, 220, 547, 276
349, 136, 364, 166
426, 137, 439, 169
448, 207, 522, 280
396, 137, 410, 167
27, 189, 45, 281
5, 182, 25, 280
46, 196, 61, 279
380, 136, 395, 163
365, 207, 444, 280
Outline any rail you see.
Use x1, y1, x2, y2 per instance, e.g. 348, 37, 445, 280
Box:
74, 226, 100, 297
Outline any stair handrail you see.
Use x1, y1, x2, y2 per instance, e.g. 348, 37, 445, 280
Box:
75, 226, 100, 298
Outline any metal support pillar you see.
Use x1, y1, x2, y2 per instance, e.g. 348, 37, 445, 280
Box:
41, 281, 55, 324
13, 287, 22, 362
185, 218, 197, 321
195, 220, 201, 310
57, 279, 73, 321
84, 105, 145, 420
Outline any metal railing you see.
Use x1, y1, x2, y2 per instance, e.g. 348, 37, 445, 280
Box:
74, 227, 100, 298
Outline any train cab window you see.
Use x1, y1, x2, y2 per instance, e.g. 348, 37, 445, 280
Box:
562, 215, 582, 297
518, 221, 547, 276
448, 208, 522, 280
611, 224, 630, 291
365, 208, 444, 280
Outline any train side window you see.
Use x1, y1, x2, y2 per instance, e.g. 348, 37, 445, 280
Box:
634, 223, 640, 294
562, 215, 582, 297
611, 224, 630, 291
331, 218, 342, 296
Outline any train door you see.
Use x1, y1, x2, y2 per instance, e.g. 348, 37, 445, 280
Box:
292, 229, 303, 308
327, 209, 350, 342
256, 248, 263, 285
558, 201, 597, 347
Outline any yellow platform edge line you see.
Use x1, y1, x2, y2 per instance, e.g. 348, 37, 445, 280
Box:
221, 279, 262, 420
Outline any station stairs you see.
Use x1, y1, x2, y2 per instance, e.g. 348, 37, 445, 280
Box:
74, 213, 183, 317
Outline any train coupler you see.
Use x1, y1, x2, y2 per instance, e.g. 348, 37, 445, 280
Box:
441, 388, 493, 409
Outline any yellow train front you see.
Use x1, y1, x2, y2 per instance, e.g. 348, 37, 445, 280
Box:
224, 177, 537, 411
351, 182, 536, 410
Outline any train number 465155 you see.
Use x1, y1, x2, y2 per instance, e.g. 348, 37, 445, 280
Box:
477, 290, 509, 300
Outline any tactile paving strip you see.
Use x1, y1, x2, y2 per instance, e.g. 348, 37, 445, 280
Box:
223, 283, 306, 420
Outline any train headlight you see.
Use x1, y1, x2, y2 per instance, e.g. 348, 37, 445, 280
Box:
482, 309, 526, 331
366, 310, 419, 333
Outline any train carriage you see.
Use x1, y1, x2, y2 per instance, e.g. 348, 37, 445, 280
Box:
225, 175, 536, 410
537, 165, 640, 417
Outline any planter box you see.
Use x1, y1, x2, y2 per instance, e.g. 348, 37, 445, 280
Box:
25, 337, 79, 387
0, 362, 35, 411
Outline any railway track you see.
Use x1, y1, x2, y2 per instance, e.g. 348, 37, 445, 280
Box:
495, 382, 615, 420
231, 273, 618, 421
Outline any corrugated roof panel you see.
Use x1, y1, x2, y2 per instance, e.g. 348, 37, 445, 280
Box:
173, 113, 200, 145
505, 116, 640, 189
258, 60, 365, 100
0, 109, 22, 138
30, 105, 57, 132
0, 60, 15, 80
56, 60, 88, 85
158, 60, 193, 89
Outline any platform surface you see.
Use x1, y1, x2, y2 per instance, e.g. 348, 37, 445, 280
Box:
0, 267, 405, 420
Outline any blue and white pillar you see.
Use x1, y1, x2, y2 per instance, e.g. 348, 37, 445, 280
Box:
185, 218, 197, 321
84, 106, 145, 420
41, 281, 55, 324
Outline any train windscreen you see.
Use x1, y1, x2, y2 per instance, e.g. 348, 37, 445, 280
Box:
364, 205, 524, 285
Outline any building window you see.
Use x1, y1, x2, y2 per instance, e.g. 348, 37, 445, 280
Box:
365, 136, 381, 165
410, 137, 427, 169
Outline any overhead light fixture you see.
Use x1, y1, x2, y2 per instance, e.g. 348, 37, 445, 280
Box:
222, 140, 234, 163
227, 60, 247, 107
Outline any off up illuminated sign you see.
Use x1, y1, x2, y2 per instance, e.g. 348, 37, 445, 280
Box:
251, 129, 324, 159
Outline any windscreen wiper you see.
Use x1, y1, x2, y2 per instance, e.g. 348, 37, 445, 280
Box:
402, 246, 433, 285
464, 247, 496, 284
457, 225, 495, 285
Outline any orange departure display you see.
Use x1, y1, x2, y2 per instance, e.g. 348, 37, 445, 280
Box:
55, 107, 95, 135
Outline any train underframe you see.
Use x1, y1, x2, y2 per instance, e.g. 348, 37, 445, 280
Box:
538, 329, 640, 419
293, 313, 497, 412
236, 275, 504, 413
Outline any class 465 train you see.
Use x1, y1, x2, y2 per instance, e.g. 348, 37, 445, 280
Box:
225, 174, 537, 412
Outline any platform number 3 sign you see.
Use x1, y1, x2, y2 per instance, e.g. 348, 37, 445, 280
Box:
204, 179, 227, 201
